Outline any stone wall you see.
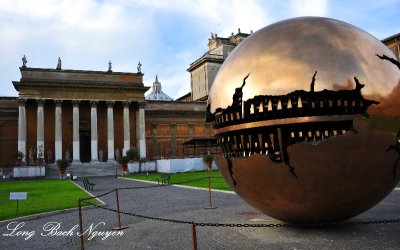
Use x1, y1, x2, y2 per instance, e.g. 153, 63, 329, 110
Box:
156, 158, 217, 173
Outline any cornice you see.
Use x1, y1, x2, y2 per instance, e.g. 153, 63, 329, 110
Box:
13, 80, 150, 93
20, 67, 144, 77
187, 54, 224, 72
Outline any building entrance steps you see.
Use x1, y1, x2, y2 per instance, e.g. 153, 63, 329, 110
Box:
45, 162, 119, 178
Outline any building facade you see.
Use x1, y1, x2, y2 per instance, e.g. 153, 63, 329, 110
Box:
0, 97, 18, 166
144, 76, 211, 159
382, 33, 400, 60
145, 100, 211, 159
12, 61, 149, 165
187, 29, 251, 101
0, 59, 212, 167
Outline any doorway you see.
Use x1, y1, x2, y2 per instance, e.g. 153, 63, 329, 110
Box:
80, 130, 91, 162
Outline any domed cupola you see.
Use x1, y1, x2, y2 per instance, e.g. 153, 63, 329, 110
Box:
145, 75, 173, 101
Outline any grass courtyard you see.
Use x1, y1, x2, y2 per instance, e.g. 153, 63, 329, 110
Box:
127, 170, 400, 189
126, 170, 233, 191
0, 179, 99, 221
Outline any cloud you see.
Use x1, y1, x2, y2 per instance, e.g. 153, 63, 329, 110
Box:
0, 0, 400, 99
289, 0, 328, 17
0, 0, 158, 95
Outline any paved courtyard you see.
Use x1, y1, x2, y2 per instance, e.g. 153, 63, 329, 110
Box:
1, 176, 399, 250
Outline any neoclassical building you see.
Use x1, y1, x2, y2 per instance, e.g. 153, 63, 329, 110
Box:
13, 60, 149, 164
0, 59, 212, 167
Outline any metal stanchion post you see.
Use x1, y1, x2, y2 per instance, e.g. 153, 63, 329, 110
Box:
205, 177, 217, 209
113, 189, 128, 230
191, 223, 198, 250
15, 200, 19, 216
78, 198, 84, 250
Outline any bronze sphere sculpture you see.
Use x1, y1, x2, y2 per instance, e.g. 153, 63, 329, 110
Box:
207, 17, 400, 224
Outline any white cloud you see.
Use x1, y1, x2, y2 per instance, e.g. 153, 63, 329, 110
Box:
289, 0, 328, 17
0, 0, 399, 98
213, 0, 270, 35
125, 0, 270, 36
0, 0, 158, 95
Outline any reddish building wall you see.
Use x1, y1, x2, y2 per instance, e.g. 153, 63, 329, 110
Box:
144, 100, 215, 160
0, 98, 18, 166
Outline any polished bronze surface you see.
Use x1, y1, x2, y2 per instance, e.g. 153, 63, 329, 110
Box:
209, 17, 400, 223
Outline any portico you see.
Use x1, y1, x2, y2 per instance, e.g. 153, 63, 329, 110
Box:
13, 64, 149, 164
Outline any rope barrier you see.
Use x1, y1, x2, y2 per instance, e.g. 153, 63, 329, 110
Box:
118, 185, 160, 190
172, 177, 211, 185
81, 188, 117, 201
79, 176, 400, 228
80, 199, 400, 228
81, 200, 193, 224
77, 176, 400, 250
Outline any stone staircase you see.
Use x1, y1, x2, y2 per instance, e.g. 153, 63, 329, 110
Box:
46, 162, 120, 179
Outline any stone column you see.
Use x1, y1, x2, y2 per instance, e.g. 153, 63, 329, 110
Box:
136, 101, 146, 159
36, 99, 45, 159
90, 101, 99, 163
17, 98, 27, 161
72, 100, 81, 163
54, 100, 63, 161
123, 101, 130, 156
107, 101, 115, 162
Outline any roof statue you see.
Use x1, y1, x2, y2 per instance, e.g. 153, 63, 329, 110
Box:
145, 75, 173, 101
56, 57, 61, 70
137, 61, 142, 73
108, 60, 112, 72
22, 55, 27, 68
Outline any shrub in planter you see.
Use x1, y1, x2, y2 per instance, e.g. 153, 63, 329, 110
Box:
203, 154, 215, 171
56, 159, 69, 179
15, 151, 24, 165
36, 145, 44, 165
126, 147, 139, 162
119, 156, 129, 176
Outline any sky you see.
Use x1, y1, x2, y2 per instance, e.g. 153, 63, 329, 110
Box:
1, 0, 400, 99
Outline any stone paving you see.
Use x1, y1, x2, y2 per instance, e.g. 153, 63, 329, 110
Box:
0, 176, 399, 250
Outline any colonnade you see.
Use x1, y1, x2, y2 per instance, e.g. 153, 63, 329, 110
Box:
17, 98, 146, 164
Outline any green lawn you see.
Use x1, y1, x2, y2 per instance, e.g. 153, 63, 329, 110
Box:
0, 179, 98, 221
126, 170, 232, 191
127, 171, 400, 189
